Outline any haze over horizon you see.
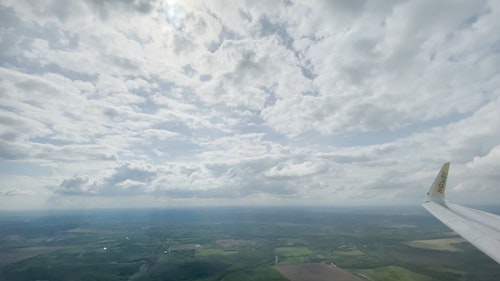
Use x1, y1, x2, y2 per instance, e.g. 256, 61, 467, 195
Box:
1, 0, 500, 210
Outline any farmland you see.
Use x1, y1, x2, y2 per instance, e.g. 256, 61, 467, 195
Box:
0, 206, 499, 280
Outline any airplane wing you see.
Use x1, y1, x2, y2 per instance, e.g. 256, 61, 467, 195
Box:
422, 162, 500, 263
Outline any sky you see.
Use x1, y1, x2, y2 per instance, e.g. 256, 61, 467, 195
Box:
0, 0, 499, 210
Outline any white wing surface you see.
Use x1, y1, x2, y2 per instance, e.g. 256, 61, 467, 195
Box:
422, 162, 500, 264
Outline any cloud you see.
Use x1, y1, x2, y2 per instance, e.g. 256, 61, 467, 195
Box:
1, 0, 500, 208
264, 161, 326, 179
258, 0, 498, 136
0, 188, 36, 197
55, 162, 157, 196
57, 175, 94, 195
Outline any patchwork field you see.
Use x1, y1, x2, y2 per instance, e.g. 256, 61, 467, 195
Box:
0, 207, 498, 281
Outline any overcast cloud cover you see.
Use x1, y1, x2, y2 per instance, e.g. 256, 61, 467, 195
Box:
1, 0, 499, 209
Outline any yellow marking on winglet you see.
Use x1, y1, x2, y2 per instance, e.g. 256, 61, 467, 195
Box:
432, 162, 449, 195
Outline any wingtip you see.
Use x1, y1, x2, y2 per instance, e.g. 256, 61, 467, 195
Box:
425, 162, 450, 203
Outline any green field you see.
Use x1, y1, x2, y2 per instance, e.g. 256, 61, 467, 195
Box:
404, 237, 465, 252
196, 248, 237, 256
354, 265, 440, 281
275, 247, 313, 257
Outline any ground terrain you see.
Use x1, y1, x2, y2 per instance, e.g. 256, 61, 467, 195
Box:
0, 206, 499, 281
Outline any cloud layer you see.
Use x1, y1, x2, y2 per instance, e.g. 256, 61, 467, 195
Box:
1, 0, 499, 209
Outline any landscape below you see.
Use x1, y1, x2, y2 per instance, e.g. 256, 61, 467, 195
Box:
0, 206, 499, 281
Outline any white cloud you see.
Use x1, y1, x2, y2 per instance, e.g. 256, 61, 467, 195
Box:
1, 188, 36, 196
265, 161, 326, 179
1, 0, 499, 208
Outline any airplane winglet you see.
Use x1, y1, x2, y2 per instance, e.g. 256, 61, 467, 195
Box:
425, 162, 450, 203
